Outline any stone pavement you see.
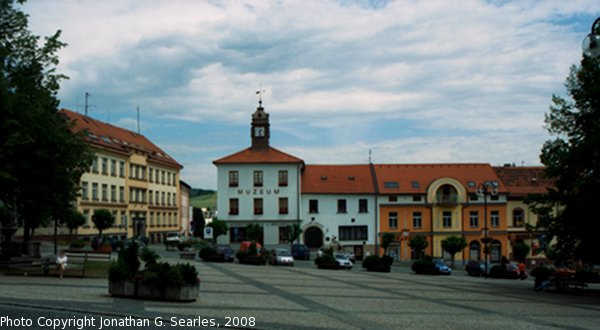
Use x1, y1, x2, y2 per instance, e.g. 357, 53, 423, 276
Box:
1, 260, 600, 329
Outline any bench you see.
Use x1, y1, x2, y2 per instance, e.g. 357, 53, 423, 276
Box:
65, 250, 112, 263
6, 258, 85, 278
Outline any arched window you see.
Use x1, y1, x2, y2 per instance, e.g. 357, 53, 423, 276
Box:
513, 208, 524, 227
436, 184, 458, 204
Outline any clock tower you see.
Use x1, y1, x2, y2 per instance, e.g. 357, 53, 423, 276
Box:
251, 100, 270, 150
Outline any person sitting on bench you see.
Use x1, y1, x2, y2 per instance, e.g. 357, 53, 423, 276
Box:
56, 250, 68, 279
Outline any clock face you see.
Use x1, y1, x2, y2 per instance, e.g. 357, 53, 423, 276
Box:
254, 126, 265, 137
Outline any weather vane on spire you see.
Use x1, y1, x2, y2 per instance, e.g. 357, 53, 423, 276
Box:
256, 88, 266, 107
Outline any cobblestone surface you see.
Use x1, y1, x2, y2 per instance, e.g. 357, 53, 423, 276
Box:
1, 257, 600, 329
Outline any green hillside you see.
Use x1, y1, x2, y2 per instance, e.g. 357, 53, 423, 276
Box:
189, 191, 217, 211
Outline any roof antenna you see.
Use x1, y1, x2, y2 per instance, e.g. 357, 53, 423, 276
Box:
256, 86, 266, 108
136, 106, 141, 134
368, 149, 372, 163
84, 92, 95, 116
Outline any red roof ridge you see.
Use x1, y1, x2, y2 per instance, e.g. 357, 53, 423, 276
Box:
213, 146, 304, 164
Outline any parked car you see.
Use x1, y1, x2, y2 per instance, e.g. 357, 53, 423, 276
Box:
465, 260, 496, 277
165, 232, 182, 243
334, 253, 353, 270
216, 245, 235, 262
269, 248, 294, 266
433, 259, 452, 275
292, 244, 310, 260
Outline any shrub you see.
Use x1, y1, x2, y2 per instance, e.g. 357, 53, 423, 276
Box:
69, 239, 85, 249
175, 263, 200, 285
362, 255, 382, 269
530, 265, 555, 280
140, 247, 160, 266
141, 262, 171, 288
117, 240, 140, 277
381, 255, 394, 267
177, 241, 192, 251
108, 262, 128, 282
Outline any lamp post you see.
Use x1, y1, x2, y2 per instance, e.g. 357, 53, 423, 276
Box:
582, 17, 600, 58
478, 182, 498, 279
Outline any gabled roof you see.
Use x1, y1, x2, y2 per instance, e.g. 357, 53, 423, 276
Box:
492, 166, 553, 197
213, 146, 304, 165
302, 164, 376, 194
60, 109, 182, 168
373, 163, 506, 194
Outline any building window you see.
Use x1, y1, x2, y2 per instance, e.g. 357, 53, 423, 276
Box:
491, 210, 500, 227
279, 197, 288, 214
443, 211, 452, 228
278, 170, 288, 186
92, 183, 98, 201
149, 212, 154, 227
279, 226, 290, 243
92, 157, 98, 173
83, 209, 90, 226
337, 199, 347, 213
101, 184, 108, 201
230, 227, 247, 243
119, 186, 124, 202
229, 199, 239, 215
100, 158, 107, 175
173, 193, 176, 206
339, 226, 368, 241
309, 199, 318, 213
254, 198, 263, 215
161, 192, 165, 205
469, 193, 478, 201
412, 195, 422, 202
167, 192, 171, 206
161, 170, 165, 185
413, 212, 422, 229
119, 161, 125, 178
110, 159, 116, 176
155, 192, 159, 205
155, 170, 159, 183
81, 182, 88, 200
388, 212, 398, 229
229, 171, 239, 187
110, 185, 116, 202
491, 195, 499, 201
253, 171, 263, 187
148, 190, 153, 205
149, 168, 153, 182
513, 209, 524, 227
470, 211, 479, 228
358, 199, 368, 213
389, 196, 397, 202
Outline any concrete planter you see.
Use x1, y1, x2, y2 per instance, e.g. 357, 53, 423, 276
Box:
164, 283, 200, 302
136, 282, 163, 299
109, 280, 136, 297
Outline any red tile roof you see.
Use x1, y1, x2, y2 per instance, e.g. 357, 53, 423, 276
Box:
493, 166, 553, 197
373, 163, 506, 194
302, 164, 376, 194
60, 109, 182, 168
213, 146, 304, 165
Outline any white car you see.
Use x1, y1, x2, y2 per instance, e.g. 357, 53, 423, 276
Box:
334, 253, 353, 269
165, 232, 182, 243
269, 248, 294, 266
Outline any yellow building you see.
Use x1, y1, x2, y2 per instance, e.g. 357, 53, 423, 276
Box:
60, 109, 183, 243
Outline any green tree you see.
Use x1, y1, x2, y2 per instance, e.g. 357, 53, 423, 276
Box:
245, 223, 262, 242
441, 235, 467, 267
61, 208, 85, 238
92, 209, 114, 237
191, 207, 205, 238
511, 241, 531, 263
380, 233, 395, 256
409, 236, 429, 260
286, 224, 302, 247
528, 53, 600, 264
207, 219, 228, 244
0, 0, 92, 244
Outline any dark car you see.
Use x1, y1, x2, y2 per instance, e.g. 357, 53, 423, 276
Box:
216, 245, 235, 262
465, 260, 496, 277
291, 244, 310, 260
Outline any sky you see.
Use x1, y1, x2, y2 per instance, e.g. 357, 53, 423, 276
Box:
22, 0, 600, 189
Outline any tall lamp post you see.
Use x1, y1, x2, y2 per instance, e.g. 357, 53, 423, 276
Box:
478, 182, 498, 279
582, 17, 600, 58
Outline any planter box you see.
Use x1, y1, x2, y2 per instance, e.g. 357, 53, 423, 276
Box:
239, 256, 266, 265
164, 283, 199, 302
137, 282, 163, 299
109, 280, 136, 297
367, 264, 391, 273
179, 252, 196, 260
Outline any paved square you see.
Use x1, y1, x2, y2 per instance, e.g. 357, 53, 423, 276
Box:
1, 260, 599, 329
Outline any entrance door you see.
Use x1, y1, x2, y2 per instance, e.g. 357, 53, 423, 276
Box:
469, 241, 481, 261
304, 227, 323, 249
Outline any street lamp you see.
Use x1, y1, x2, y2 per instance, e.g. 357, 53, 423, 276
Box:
478, 182, 498, 279
582, 17, 600, 58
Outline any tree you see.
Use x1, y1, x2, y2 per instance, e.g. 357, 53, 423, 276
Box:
0, 0, 92, 244
92, 209, 114, 237
207, 219, 228, 244
380, 233, 395, 256
286, 224, 302, 248
528, 53, 600, 264
191, 207, 205, 238
441, 236, 467, 268
61, 208, 85, 239
512, 241, 531, 263
245, 223, 262, 242
409, 236, 429, 260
